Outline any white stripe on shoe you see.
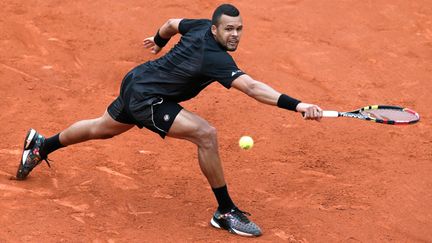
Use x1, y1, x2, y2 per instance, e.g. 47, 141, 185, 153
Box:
25, 129, 36, 149
231, 228, 254, 237
210, 218, 221, 229
22, 150, 30, 165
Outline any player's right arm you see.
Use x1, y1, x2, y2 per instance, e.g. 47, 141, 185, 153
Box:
232, 74, 322, 120
143, 18, 183, 54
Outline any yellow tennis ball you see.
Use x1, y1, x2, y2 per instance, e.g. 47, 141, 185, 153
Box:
239, 136, 254, 150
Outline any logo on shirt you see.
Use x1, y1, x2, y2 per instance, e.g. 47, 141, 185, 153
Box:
231, 70, 242, 76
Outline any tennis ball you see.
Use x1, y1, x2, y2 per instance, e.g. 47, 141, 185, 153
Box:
239, 136, 254, 150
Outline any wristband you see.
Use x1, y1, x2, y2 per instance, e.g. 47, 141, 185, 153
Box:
153, 30, 170, 48
277, 94, 301, 112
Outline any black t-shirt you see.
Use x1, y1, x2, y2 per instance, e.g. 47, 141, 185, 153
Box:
130, 19, 245, 103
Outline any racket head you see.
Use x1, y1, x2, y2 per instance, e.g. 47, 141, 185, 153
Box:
357, 105, 420, 125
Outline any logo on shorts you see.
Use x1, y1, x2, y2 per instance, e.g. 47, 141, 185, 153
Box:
163, 114, 170, 122
231, 70, 242, 76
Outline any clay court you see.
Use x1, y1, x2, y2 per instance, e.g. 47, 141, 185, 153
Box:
1, 0, 431, 242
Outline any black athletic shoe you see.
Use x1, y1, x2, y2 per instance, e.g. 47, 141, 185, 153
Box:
210, 207, 262, 237
16, 129, 50, 180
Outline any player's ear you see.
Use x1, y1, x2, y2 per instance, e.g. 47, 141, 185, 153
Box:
211, 25, 217, 35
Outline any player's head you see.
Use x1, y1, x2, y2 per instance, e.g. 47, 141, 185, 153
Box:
211, 4, 243, 52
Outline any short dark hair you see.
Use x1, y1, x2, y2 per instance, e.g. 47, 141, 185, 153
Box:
211, 4, 240, 26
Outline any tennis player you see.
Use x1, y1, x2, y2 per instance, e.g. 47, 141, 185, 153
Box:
17, 4, 322, 237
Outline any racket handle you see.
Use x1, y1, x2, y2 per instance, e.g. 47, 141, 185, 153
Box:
301, 110, 339, 117
322, 110, 339, 117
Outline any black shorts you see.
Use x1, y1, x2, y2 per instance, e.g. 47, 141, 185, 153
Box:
107, 72, 183, 138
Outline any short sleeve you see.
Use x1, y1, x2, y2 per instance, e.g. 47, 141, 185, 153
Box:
202, 52, 246, 89
179, 19, 211, 35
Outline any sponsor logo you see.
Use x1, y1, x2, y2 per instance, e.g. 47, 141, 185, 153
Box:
163, 114, 170, 122
341, 113, 366, 119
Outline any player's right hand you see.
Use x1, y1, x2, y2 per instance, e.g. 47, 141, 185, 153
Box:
296, 102, 322, 121
143, 37, 162, 54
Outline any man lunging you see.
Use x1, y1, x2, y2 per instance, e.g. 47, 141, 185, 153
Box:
17, 4, 322, 237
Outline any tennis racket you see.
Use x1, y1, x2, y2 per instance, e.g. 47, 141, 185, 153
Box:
321, 105, 420, 125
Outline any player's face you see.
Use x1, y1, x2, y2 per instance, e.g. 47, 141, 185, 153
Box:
211, 15, 243, 51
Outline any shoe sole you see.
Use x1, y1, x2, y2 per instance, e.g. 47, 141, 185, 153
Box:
210, 217, 256, 237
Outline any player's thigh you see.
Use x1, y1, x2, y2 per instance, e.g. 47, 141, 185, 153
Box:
168, 109, 215, 143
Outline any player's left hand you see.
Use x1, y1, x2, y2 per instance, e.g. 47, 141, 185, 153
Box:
296, 102, 322, 121
143, 37, 162, 54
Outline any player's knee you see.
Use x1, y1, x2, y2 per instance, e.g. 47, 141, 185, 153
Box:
196, 125, 217, 149
99, 131, 115, 139
90, 120, 117, 139
90, 126, 114, 139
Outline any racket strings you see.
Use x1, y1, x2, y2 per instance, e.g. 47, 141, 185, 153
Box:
360, 109, 419, 122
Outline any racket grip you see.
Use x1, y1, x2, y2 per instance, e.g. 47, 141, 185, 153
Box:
322, 110, 339, 117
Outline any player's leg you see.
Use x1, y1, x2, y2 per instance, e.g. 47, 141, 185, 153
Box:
17, 96, 134, 180
168, 109, 225, 188
166, 109, 262, 237
59, 110, 134, 146
16, 111, 134, 180
128, 97, 228, 190
17, 70, 136, 180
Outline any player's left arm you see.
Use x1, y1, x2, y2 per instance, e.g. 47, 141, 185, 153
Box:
143, 18, 183, 54
231, 74, 322, 120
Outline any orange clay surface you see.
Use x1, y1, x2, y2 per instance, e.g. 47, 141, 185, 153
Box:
1, 1, 431, 242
